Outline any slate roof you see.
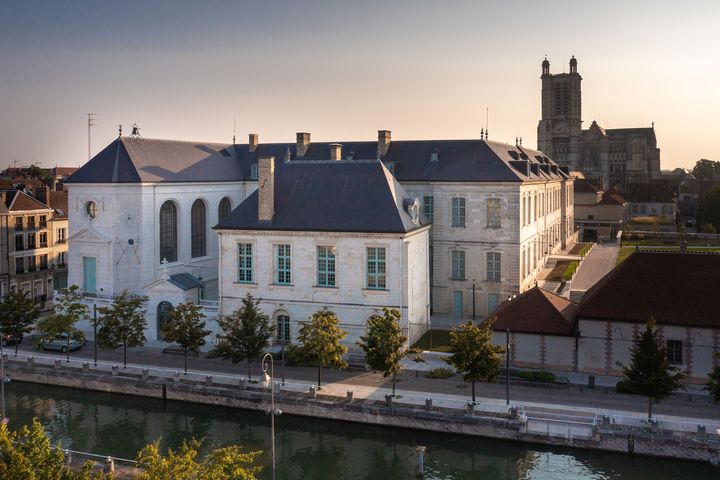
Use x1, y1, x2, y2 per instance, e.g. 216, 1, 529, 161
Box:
48, 190, 69, 218
605, 127, 656, 144
577, 252, 720, 328
215, 160, 430, 234
574, 178, 600, 194
2, 190, 52, 212
168, 273, 204, 291
488, 286, 577, 336
66, 136, 568, 185
599, 188, 627, 205
628, 182, 676, 203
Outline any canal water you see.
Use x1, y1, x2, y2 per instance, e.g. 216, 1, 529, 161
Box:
6, 381, 717, 479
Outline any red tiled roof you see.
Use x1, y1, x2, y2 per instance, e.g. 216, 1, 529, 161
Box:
48, 190, 68, 218
599, 188, 627, 205
577, 252, 720, 328
574, 178, 600, 194
486, 286, 577, 336
3, 190, 51, 211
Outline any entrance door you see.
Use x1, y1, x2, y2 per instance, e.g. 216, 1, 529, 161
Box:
83, 257, 96, 294
452, 291, 463, 317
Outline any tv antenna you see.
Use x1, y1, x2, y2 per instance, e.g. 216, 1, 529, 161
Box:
87, 113, 98, 160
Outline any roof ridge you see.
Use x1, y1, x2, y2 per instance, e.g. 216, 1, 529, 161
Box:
578, 252, 636, 309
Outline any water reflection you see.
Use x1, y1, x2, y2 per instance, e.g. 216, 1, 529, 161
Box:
6, 382, 716, 479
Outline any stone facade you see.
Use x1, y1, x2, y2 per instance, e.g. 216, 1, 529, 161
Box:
537, 57, 661, 188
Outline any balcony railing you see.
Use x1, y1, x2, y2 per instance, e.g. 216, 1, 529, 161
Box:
56, 239, 67, 244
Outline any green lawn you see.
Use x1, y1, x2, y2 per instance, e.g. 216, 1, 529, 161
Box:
546, 260, 578, 282
617, 245, 720, 265
412, 329, 452, 352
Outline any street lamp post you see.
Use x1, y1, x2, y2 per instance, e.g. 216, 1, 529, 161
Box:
262, 353, 282, 480
93, 304, 98, 367
471, 280, 476, 322
505, 328, 510, 406
1, 339, 5, 420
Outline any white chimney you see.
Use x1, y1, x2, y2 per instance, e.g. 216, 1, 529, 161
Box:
249, 133, 259, 152
330, 143, 342, 161
296, 132, 311, 157
258, 156, 275, 221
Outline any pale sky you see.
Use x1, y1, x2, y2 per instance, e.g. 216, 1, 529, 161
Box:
1, 0, 718, 170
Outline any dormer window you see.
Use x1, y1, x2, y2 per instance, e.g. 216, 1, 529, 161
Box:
404, 197, 420, 225
250, 164, 258, 180
430, 148, 439, 162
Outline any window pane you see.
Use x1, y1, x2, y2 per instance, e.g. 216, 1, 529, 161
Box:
451, 251, 465, 279
423, 196, 434, 221
191, 199, 207, 258
317, 246, 336, 287
452, 198, 466, 227
277, 315, 291, 344
275, 244, 291, 284
218, 197, 232, 220
367, 247, 386, 289
159, 201, 177, 263
487, 252, 501, 281
487, 198, 501, 228
238, 243, 253, 283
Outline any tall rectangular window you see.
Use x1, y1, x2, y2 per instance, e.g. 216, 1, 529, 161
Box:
250, 163, 258, 180
367, 247, 386, 289
451, 251, 465, 280
423, 196, 434, 222
451, 197, 465, 227
237, 243, 253, 283
15, 235, 23, 251
317, 246, 336, 287
28, 256, 36, 271
14, 217, 23, 231
486, 198, 501, 228
275, 244, 291, 284
666, 340, 683, 365
487, 252, 501, 282
39, 232, 47, 247
15, 258, 23, 274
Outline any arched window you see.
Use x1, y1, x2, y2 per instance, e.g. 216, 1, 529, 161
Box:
159, 201, 177, 263
191, 199, 206, 258
218, 197, 232, 221
277, 314, 290, 344
157, 301, 173, 341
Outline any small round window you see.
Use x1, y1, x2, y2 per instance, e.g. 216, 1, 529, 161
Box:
85, 201, 98, 219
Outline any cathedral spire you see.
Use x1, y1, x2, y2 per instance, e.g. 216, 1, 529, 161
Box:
542, 56, 550, 76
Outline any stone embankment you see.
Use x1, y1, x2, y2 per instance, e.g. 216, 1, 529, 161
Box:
5, 356, 720, 466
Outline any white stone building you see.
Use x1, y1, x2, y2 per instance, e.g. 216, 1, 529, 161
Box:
64, 130, 573, 341
216, 156, 430, 347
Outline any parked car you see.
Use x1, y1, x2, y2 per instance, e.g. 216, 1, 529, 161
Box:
1, 334, 22, 347
40, 332, 85, 353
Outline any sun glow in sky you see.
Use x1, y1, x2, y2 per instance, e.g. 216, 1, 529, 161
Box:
1, 0, 718, 169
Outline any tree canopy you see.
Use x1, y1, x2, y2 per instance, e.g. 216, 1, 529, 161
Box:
0, 291, 41, 355
55, 285, 89, 324
295, 310, 348, 387
96, 291, 148, 367
162, 301, 210, 373
696, 184, 720, 233
618, 318, 685, 419
707, 353, 720, 403
444, 319, 504, 403
691, 159, 720, 181
214, 293, 274, 379
357, 307, 406, 395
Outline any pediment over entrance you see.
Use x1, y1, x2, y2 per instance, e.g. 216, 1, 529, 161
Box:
68, 226, 112, 244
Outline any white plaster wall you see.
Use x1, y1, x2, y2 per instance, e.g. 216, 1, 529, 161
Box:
544, 336, 575, 370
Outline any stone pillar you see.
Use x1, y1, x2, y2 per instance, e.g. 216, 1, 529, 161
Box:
296, 132, 310, 157
377, 130, 391, 157
248, 133, 259, 152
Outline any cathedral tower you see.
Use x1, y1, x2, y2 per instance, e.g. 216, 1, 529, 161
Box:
537, 56, 582, 169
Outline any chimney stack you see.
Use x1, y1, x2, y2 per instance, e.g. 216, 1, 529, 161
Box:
296, 132, 311, 157
378, 130, 391, 157
258, 156, 275, 222
329, 143, 342, 161
248, 133, 259, 152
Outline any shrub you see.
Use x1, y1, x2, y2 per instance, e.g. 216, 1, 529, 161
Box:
562, 261, 579, 281
518, 370, 556, 382
426, 367, 455, 379
616, 380, 635, 394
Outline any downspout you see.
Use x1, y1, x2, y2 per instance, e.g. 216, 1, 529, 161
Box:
400, 237, 405, 343
217, 231, 223, 342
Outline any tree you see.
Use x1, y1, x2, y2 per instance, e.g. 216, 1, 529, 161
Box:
96, 290, 148, 368
444, 319, 505, 403
214, 293, 274, 379
357, 307, 407, 396
136, 438, 262, 480
696, 184, 720, 233
295, 310, 348, 387
162, 301, 210, 374
54, 285, 89, 325
706, 353, 720, 403
692, 158, 720, 181
0, 291, 40, 355
0, 419, 111, 480
618, 318, 685, 419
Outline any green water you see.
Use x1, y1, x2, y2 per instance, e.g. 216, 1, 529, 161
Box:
5, 382, 717, 479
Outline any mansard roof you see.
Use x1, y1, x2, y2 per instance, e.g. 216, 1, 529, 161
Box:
2, 190, 52, 212
66, 135, 568, 185
215, 160, 430, 234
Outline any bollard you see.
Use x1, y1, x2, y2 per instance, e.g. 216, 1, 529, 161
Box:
385, 394, 393, 406
238, 378, 246, 389
205, 375, 213, 386
627, 434, 635, 455
103, 457, 115, 474
698, 424, 707, 434
425, 398, 433, 410
111, 366, 119, 376
173, 372, 181, 383
508, 406, 518, 420
602, 415, 611, 426
142, 368, 149, 381
588, 375, 596, 389
415, 446, 426, 477
309, 385, 316, 398
466, 402, 475, 415
27, 357, 34, 367
54, 360, 62, 369
82, 363, 90, 373
346, 390, 353, 402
